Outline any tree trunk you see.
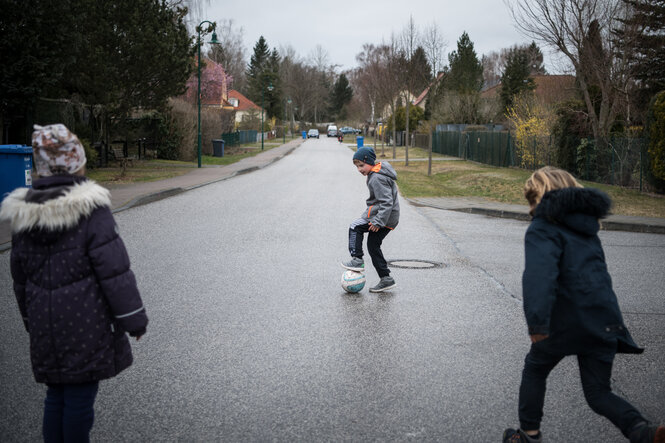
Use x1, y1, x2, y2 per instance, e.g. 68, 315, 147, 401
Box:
405, 94, 410, 166
392, 100, 397, 159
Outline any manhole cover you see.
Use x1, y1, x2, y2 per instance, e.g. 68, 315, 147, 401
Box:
388, 259, 444, 269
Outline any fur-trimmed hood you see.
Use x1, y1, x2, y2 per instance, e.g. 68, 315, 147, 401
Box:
0, 176, 111, 234
534, 187, 611, 236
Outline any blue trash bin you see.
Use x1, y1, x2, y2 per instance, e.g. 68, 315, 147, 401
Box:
1, 145, 33, 201
356, 136, 364, 148
212, 139, 225, 157
302, 131, 307, 139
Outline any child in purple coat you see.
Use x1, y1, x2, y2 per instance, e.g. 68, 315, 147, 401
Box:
0, 124, 148, 442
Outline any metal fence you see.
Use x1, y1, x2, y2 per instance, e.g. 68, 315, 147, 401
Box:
221, 130, 258, 146
432, 131, 515, 168
428, 130, 649, 189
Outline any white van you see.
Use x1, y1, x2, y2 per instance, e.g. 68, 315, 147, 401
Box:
327, 125, 338, 137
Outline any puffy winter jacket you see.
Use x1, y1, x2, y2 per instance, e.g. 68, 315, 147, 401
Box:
0, 175, 148, 384
522, 187, 641, 356
361, 161, 400, 229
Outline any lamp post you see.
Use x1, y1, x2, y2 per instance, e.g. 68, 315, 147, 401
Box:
286, 98, 292, 140
196, 21, 219, 168
261, 82, 274, 151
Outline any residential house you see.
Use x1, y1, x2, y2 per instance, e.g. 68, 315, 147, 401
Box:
378, 89, 419, 124
227, 89, 264, 127
480, 74, 577, 105
413, 72, 446, 110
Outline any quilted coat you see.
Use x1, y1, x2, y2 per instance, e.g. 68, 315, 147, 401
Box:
0, 175, 148, 384
522, 187, 642, 356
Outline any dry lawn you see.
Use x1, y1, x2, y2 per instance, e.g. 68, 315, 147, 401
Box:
392, 160, 665, 218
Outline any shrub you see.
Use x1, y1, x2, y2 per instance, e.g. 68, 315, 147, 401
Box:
505, 93, 554, 168
79, 137, 98, 169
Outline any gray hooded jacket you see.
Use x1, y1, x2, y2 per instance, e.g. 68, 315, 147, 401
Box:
361, 161, 400, 229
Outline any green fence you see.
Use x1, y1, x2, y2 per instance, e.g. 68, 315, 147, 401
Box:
431, 130, 648, 189
432, 131, 515, 167
221, 130, 258, 147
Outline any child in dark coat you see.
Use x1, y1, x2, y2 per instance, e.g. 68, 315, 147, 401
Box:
503, 167, 663, 443
0, 124, 148, 442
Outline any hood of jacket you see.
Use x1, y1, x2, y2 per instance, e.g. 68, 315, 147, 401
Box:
0, 175, 111, 237
534, 187, 611, 236
368, 161, 397, 181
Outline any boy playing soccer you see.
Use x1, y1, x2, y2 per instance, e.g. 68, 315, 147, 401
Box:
342, 147, 400, 292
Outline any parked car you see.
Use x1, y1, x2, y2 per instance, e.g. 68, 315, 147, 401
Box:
327, 125, 338, 137
340, 126, 360, 134
307, 129, 320, 138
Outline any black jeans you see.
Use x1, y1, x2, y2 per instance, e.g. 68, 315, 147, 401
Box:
348, 218, 391, 278
43, 381, 99, 443
518, 343, 645, 437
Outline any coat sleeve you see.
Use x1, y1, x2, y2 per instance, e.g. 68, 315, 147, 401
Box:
368, 176, 395, 228
522, 221, 562, 335
86, 207, 148, 336
10, 237, 29, 332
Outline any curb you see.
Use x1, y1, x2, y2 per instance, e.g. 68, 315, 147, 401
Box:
407, 197, 665, 235
112, 146, 297, 213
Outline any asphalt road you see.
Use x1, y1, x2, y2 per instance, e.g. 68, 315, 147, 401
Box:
1, 136, 663, 442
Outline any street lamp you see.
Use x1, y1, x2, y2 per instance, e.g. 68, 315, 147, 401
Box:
286, 98, 292, 140
261, 82, 274, 151
196, 20, 219, 168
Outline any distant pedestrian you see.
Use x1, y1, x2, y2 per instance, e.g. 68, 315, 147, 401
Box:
341, 147, 399, 292
503, 167, 663, 443
0, 124, 148, 443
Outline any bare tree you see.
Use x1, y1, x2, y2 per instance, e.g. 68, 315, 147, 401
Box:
482, 51, 504, 89
306, 45, 337, 123
208, 19, 247, 93
422, 21, 447, 77
505, 0, 636, 143
172, 0, 211, 33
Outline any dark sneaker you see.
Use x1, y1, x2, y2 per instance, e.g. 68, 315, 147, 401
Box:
503, 428, 542, 443
369, 276, 396, 293
629, 422, 665, 443
341, 257, 364, 272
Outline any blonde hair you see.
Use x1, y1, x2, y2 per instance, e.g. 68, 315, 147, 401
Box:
524, 166, 583, 215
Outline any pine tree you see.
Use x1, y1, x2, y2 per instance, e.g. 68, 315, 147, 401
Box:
619, 0, 665, 110
265, 48, 282, 119
525, 42, 547, 75
245, 36, 271, 105
500, 47, 536, 112
409, 46, 433, 95
446, 32, 483, 94
330, 73, 353, 119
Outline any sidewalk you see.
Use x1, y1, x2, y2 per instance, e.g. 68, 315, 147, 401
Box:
408, 196, 665, 234
0, 138, 304, 251
2, 141, 664, 252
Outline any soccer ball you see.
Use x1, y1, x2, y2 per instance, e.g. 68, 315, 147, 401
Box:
341, 270, 366, 293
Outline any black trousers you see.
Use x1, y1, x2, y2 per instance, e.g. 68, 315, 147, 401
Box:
518, 342, 645, 437
348, 218, 391, 278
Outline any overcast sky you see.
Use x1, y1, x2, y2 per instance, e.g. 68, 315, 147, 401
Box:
201, 0, 566, 74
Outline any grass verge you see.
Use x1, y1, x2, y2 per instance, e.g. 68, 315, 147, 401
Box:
87, 161, 192, 185
392, 160, 665, 218
88, 141, 288, 184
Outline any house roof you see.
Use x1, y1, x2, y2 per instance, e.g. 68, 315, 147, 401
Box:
414, 72, 445, 106
480, 74, 577, 104
228, 89, 262, 112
